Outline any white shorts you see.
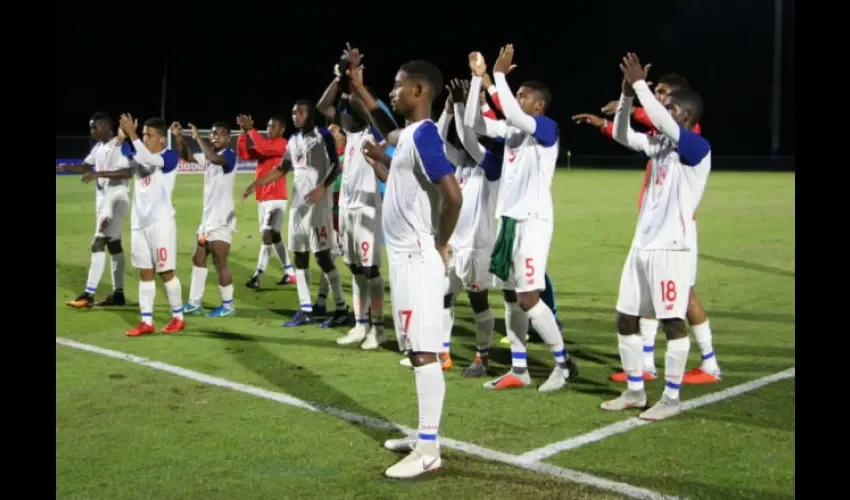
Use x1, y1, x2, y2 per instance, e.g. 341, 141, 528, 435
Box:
449, 248, 492, 292
289, 204, 333, 254
197, 223, 234, 245
94, 192, 129, 241
688, 224, 698, 287
492, 218, 552, 293
389, 248, 445, 353
339, 206, 383, 268
615, 248, 694, 320
258, 199, 288, 233
131, 218, 177, 272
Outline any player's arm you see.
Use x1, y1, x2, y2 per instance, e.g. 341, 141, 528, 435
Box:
611, 92, 655, 154
318, 127, 341, 187
482, 73, 505, 116
464, 76, 507, 138
633, 80, 710, 165
413, 122, 462, 249
57, 144, 98, 174
632, 107, 655, 128
452, 102, 486, 164
236, 133, 261, 160
492, 72, 558, 146
248, 130, 286, 158
349, 67, 398, 138
317, 76, 341, 121
172, 132, 194, 162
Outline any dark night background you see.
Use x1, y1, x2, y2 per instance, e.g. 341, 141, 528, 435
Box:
55, 0, 794, 169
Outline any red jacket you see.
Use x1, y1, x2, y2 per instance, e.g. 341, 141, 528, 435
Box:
237, 130, 288, 201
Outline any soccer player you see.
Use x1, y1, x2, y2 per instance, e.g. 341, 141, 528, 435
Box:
464, 46, 576, 393
83, 115, 185, 336
183, 122, 239, 318
238, 114, 298, 289
58, 112, 129, 308
243, 100, 349, 328
354, 57, 462, 479
573, 75, 721, 385
312, 124, 345, 317
316, 50, 387, 347
602, 53, 711, 421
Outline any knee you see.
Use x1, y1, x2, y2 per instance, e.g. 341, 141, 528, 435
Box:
294, 252, 310, 269
362, 265, 381, 280
409, 351, 438, 367
468, 291, 489, 313
616, 312, 640, 335
315, 251, 335, 272
90, 237, 107, 253
660, 318, 687, 339
261, 231, 274, 245
271, 231, 282, 244
502, 289, 517, 303
443, 294, 454, 309
106, 239, 123, 254
515, 291, 539, 312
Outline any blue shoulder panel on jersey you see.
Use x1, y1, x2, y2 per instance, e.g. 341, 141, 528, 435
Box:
384, 144, 396, 158
413, 121, 455, 183
317, 127, 338, 166
221, 148, 237, 173
120, 140, 135, 158
675, 126, 711, 166
480, 150, 503, 181
161, 149, 179, 173
532, 115, 558, 147
369, 124, 385, 143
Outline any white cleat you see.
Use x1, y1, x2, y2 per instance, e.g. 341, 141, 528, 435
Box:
601, 390, 648, 411
336, 325, 367, 346
399, 357, 413, 368
360, 326, 386, 350
639, 395, 681, 421
537, 367, 569, 393
384, 448, 441, 479
384, 435, 416, 452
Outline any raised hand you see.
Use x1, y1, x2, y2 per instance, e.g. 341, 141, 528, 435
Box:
572, 113, 606, 128
342, 42, 363, 68
170, 122, 184, 137
620, 53, 651, 86
118, 113, 137, 137
493, 44, 518, 74
188, 123, 200, 140
448, 78, 465, 104
468, 51, 486, 77
236, 114, 253, 132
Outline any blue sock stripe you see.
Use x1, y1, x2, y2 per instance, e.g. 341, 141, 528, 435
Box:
356, 319, 369, 324
477, 348, 489, 354
285, 264, 293, 269
171, 307, 183, 313
511, 351, 527, 360
372, 321, 384, 326
141, 312, 153, 317
643, 345, 654, 352
418, 433, 437, 441
553, 349, 566, 358
443, 342, 450, 347
665, 381, 681, 390
85, 286, 96, 293
256, 269, 264, 275
627, 374, 644, 382
222, 300, 233, 305
701, 351, 715, 360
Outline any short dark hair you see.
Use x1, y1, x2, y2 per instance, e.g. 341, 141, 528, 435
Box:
90, 111, 112, 127
143, 117, 167, 137
211, 121, 231, 134
658, 73, 690, 91
520, 81, 551, 111
294, 99, 314, 109
669, 89, 704, 126
269, 114, 287, 125
399, 60, 444, 100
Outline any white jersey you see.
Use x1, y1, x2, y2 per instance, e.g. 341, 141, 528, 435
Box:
285, 127, 337, 211
85, 140, 130, 201
127, 140, 180, 230
496, 115, 559, 221
383, 120, 456, 252
340, 125, 384, 210
194, 149, 237, 228
631, 129, 710, 251
451, 157, 500, 251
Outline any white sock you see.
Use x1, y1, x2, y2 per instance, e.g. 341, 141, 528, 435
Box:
272, 241, 295, 276
527, 300, 569, 370
138, 280, 155, 325
441, 303, 453, 354
219, 284, 234, 309
316, 272, 328, 307
352, 274, 368, 324
163, 277, 184, 320
662, 337, 691, 400
505, 301, 528, 372
368, 276, 385, 328
414, 362, 444, 455
110, 252, 125, 291
639, 318, 659, 373
85, 251, 106, 295
325, 268, 346, 310
618, 334, 645, 392
295, 268, 312, 311
473, 308, 495, 358
691, 320, 720, 373
188, 266, 208, 305
255, 244, 272, 275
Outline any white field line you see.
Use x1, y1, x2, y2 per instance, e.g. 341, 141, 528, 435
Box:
516, 367, 796, 463
56, 337, 679, 500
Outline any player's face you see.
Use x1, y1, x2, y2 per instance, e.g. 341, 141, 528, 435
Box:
516, 86, 545, 116
210, 126, 230, 149
662, 95, 690, 127
292, 105, 311, 129
90, 119, 110, 141
267, 119, 285, 139
390, 71, 417, 115
142, 126, 165, 152
654, 83, 673, 102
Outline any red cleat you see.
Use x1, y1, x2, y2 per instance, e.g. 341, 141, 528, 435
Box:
126, 322, 155, 337
682, 367, 721, 384
609, 371, 657, 383
161, 318, 186, 334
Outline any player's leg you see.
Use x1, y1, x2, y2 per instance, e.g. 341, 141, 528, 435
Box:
336, 210, 369, 345
384, 250, 444, 479
682, 286, 722, 383
610, 313, 659, 382
152, 219, 185, 333
437, 273, 460, 369
94, 196, 128, 306
246, 201, 272, 289
461, 250, 495, 377
359, 208, 386, 349
601, 249, 651, 411
528, 272, 561, 337
270, 201, 297, 285
205, 232, 236, 317
638, 250, 692, 421
67, 211, 111, 308
284, 208, 315, 326
126, 227, 157, 337
515, 220, 575, 393
314, 214, 350, 328
184, 232, 211, 315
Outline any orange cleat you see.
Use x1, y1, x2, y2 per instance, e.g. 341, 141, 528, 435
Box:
66, 293, 94, 309
439, 352, 453, 370
126, 322, 155, 337
491, 373, 529, 390
609, 371, 657, 383
161, 318, 186, 334
682, 367, 721, 384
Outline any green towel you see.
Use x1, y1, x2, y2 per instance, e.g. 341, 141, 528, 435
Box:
489, 217, 517, 281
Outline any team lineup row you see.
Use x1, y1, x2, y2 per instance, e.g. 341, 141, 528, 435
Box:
57, 43, 720, 479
